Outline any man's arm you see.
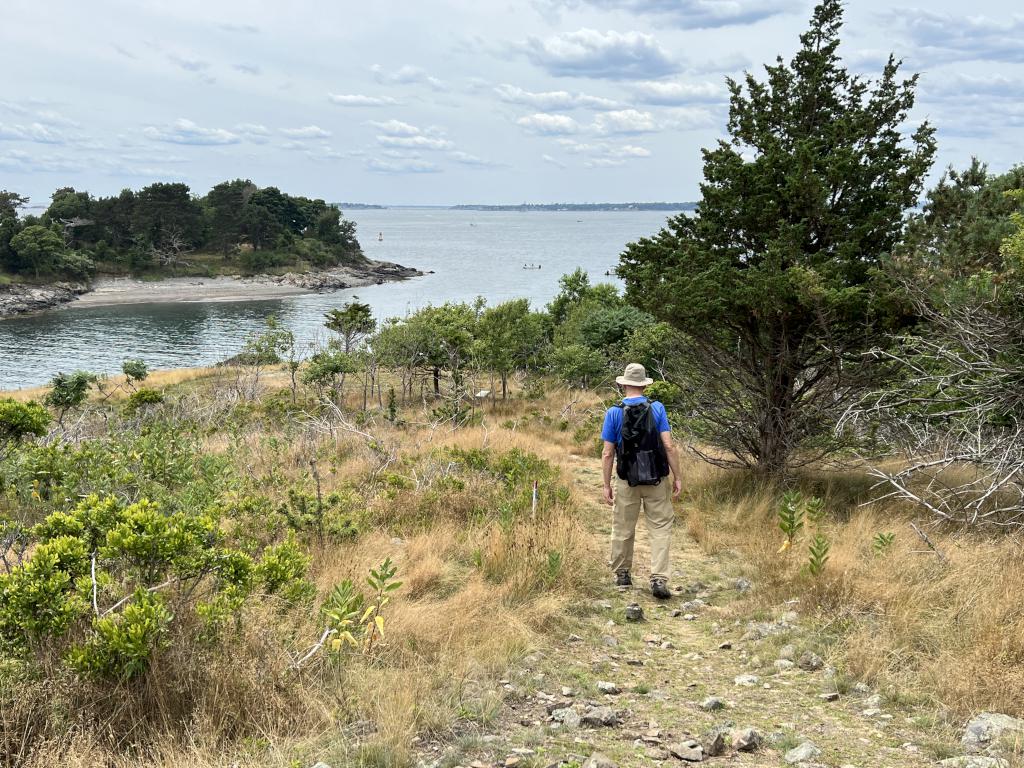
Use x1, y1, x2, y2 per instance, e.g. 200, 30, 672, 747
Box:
602, 440, 616, 506
660, 431, 683, 498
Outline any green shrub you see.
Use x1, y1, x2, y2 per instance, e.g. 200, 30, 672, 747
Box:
2, 423, 229, 516
43, 371, 97, 423
0, 399, 50, 444
121, 359, 149, 386
124, 387, 164, 412
644, 380, 682, 407
0, 495, 312, 680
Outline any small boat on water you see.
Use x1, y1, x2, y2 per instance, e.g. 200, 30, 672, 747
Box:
522, 263, 542, 270
378, 232, 384, 242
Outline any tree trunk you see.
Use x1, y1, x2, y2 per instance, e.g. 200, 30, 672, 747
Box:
753, 335, 797, 477
433, 366, 440, 397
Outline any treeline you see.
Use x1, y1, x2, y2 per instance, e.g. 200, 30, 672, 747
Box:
451, 202, 697, 211
223, 267, 656, 416
0, 180, 362, 282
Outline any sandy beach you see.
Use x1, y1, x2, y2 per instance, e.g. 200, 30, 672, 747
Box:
71, 275, 312, 308
64, 260, 422, 311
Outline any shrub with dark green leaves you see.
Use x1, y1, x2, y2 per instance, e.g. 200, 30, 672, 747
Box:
124, 387, 164, 412
43, 371, 97, 423
0, 494, 313, 680
121, 359, 149, 387
1, 424, 229, 515
0, 398, 50, 445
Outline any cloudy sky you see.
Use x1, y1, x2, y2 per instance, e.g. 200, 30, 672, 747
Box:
2, 0, 1022, 208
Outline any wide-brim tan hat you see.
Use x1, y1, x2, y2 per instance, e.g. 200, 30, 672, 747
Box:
615, 362, 653, 387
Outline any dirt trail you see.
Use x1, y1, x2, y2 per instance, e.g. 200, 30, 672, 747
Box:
416, 455, 953, 768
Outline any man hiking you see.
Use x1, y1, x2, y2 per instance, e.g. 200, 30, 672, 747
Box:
601, 363, 682, 599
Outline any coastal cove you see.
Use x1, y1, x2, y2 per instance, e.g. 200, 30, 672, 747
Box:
0, 207, 675, 390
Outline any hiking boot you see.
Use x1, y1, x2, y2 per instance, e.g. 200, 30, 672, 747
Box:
651, 577, 671, 600
615, 570, 633, 587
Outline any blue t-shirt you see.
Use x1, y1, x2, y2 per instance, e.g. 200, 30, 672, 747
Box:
601, 396, 670, 444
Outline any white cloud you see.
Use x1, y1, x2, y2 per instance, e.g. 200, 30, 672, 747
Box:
631, 80, 726, 105
689, 52, 750, 74
887, 10, 1024, 64
539, 0, 798, 29
366, 157, 442, 173
592, 109, 658, 134
494, 84, 621, 111
662, 106, 718, 130
516, 112, 582, 135
559, 139, 651, 158
0, 122, 68, 144
369, 119, 423, 137
0, 149, 83, 172
542, 153, 568, 169
450, 150, 501, 167
377, 134, 454, 150
235, 123, 271, 143
924, 73, 1024, 101
371, 64, 448, 91
143, 119, 240, 145
522, 28, 679, 80
218, 22, 260, 34
329, 93, 400, 106
280, 125, 331, 139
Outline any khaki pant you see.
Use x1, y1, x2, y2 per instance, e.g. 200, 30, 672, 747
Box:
611, 476, 674, 581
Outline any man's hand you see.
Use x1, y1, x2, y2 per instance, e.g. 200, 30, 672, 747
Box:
603, 484, 614, 506
672, 478, 683, 498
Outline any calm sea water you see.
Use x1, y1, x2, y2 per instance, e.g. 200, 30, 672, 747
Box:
0, 208, 674, 390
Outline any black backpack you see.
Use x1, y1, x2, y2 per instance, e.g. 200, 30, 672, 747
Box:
614, 400, 670, 487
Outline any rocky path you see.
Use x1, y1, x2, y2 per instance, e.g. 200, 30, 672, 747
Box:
412, 456, 1007, 768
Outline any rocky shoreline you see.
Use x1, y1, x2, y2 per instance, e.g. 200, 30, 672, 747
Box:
0, 281, 91, 317
0, 260, 422, 318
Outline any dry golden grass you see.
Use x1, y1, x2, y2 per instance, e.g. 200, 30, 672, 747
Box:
1, 366, 222, 401
3, 375, 601, 767
680, 452, 1024, 723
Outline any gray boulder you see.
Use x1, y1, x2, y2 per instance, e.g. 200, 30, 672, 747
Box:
703, 726, 731, 757
732, 727, 762, 752
552, 707, 581, 729
583, 753, 618, 768
785, 741, 821, 764
798, 651, 824, 671
699, 696, 725, 711
963, 713, 1024, 756
940, 758, 1010, 768
581, 706, 620, 727
669, 740, 704, 762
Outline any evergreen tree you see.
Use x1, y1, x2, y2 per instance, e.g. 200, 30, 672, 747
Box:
618, 0, 936, 476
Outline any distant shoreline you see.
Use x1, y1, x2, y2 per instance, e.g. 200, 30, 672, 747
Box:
451, 203, 696, 212
337, 202, 697, 212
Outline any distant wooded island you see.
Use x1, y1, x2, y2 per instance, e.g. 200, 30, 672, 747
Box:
451, 202, 698, 212
332, 202, 699, 212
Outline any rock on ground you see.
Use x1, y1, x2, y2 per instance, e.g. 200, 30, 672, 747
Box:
785, 741, 821, 764
732, 727, 762, 752
669, 741, 704, 762
962, 713, 1024, 756
703, 726, 730, 757
798, 651, 825, 671
700, 696, 725, 711
583, 752, 618, 768
581, 706, 620, 727
939, 757, 1010, 768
